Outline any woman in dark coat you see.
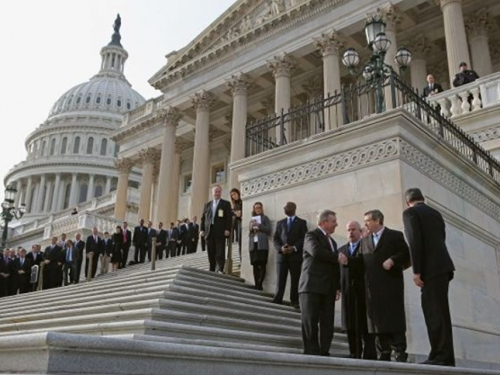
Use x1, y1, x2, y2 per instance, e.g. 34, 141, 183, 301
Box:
230, 188, 243, 260
248, 202, 272, 290
111, 226, 124, 272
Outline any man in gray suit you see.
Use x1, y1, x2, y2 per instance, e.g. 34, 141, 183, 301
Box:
298, 209, 340, 356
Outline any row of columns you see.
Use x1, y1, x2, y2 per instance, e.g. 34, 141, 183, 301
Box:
12, 173, 113, 214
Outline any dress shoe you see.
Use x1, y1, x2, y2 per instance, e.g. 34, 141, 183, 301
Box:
379, 353, 391, 361
420, 359, 455, 367
395, 353, 408, 363
291, 303, 300, 309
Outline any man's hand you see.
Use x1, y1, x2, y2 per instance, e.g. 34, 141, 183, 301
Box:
338, 253, 348, 265
200, 231, 205, 237
281, 245, 292, 254
57, 262, 62, 266
382, 258, 394, 270
224, 230, 230, 237
335, 290, 340, 301
18, 270, 25, 274
413, 274, 424, 288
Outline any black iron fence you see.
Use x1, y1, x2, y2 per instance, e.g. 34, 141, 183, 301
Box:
245, 72, 500, 185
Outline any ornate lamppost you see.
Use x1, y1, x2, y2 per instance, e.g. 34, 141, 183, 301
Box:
341, 14, 412, 114
1, 185, 26, 249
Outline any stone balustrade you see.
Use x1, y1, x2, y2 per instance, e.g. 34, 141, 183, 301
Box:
427, 72, 500, 118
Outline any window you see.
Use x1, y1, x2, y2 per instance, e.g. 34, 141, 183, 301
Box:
86, 137, 94, 154
40, 141, 46, 156
183, 174, 192, 194
96, 96, 101, 104
100, 139, 107, 156
86, 95, 91, 104
114, 144, 119, 157
117, 99, 122, 107
106, 97, 112, 105
211, 163, 226, 184
78, 184, 88, 203
61, 137, 67, 155
76, 96, 82, 104
49, 139, 56, 156
73, 136, 80, 154
94, 185, 103, 198
126, 102, 131, 110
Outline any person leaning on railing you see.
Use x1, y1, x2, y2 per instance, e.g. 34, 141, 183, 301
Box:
248, 202, 272, 290
453, 62, 479, 88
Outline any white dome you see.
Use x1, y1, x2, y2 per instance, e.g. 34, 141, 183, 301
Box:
49, 76, 145, 118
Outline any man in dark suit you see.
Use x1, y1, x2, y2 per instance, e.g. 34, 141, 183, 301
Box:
156, 222, 167, 260
339, 221, 376, 359
191, 216, 200, 253
85, 227, 101, 279
298, 209, 340, 356
43, 236, 64, 289
0, 251, 12, 297
12, 248, 32, 294
176, 219, 186, 256
200, 185, 232, 273
100, 232, 113, 274
63, 239, 78, 285
273, 202, 308, 308
422, 74, 443, 98
133, 219, 148, 263
403, 188, 455, 367
166, 222, 179, 258
26, 245, 43, 291
183, 218, 194, 254
340, 210, 410, 362
146, 221, 157, 262
74, 233, 85, 283
122, 222, 132, 268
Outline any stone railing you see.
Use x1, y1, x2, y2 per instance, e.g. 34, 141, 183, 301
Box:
45, 212, 123, 240
427, 72, 500, 118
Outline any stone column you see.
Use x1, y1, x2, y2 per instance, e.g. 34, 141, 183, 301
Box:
114, 158, 133, 220
267, 52, 295, 144
382, 5, 401, 110
227, 73, 250, 190
302, 76, 323, 136
14, 180, 22, 207
170, 146, 182, 222
105, 176, 112, 194
314, 31, 344, 130
51, 173, 61, 212
156, 106, 182, 224
68, 173, 78, 207
466, 9, 492, 77
35, 175, 46, 213
138, 148, 160, 222
43, 179, 53, 212
25, 176, 33, 212
87, 174, 95, 202
408, 34, 431, 94
189, 91, 215, 218
437, 0, 470, 86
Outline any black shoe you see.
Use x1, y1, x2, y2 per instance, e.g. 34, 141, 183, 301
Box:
272, 299, 283, 304
420, 359, 454, 367
395, 353, 408, 363
291, 303, 300, 309
379, 353, 391, 361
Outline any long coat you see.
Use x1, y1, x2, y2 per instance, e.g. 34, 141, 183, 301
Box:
358, 227, 410, 334
248, 214, 272, 250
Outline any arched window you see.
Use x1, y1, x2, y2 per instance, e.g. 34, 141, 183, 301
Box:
94, 185, 103, 198
100, 139, 107, 156
76, 96, 82, 104
96, 96, 101, 104
49, 139, 56, 156
126, 102, 131, 110
78, 184, 88, 204
106, 97, 112, 105
73, 136, 80, 154
86, 95, 91, 104
61, 137, 68, 155
117, 99, 122, 107
40, 141, 46, 156
86, 137, 94, 154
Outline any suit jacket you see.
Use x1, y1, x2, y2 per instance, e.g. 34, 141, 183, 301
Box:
62, 246, 78, 263
157, 229, 167, 246
359, 227, 410, 334
200, 199, 232, 239
43, 245, 64, 267
403, 202, 455, 282
167, 227, 179, 242
85, 235, 102, 257
248, 214, 272, 250
273, 216, 308, 263
123, 229, 132, 249
147, 228, 158, 246
26, 251, 43, 266
191, 223, 200, 240
423, 83, 443, 98
453, 69, 479, 87
101, 238, 113, 256
74, 240, 85, 262
298, 227, 340, 295
133, 226, 148, 246
13, 257, 32, 275
339, 241, 367, 331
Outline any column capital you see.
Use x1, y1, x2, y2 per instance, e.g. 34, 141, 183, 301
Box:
226, 73, 251, 96
114, 158, 134, 173
267, 52, 296, 79
175, 138, 193, 153
374, 5, 402, 32
465, 9, 490, 38
407, 34, 431, 59
436, 0, 462, 9
313, 31, 344, 57
139, 147, 161, 165
157, 106, 183, 127
192, 90, 215, 112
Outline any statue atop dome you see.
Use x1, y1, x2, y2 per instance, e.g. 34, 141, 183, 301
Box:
109, 14, 122, 47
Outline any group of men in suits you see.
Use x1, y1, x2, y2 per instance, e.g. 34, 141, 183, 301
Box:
131, 217, 200, 263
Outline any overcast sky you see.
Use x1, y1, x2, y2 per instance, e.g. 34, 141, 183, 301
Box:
0, 0, 235, 202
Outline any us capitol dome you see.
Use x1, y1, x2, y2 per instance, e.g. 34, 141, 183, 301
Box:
4, 15, 145, 225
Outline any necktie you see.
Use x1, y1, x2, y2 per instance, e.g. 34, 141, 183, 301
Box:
20, 258, 24, 266
66, 249, 71, 262
373, 233, 379, 247
325, 234, 334, 252
287, 217, 292, 232
211, 200, 218, 224
350, 243, 356, 256
123, 231, 127, 242
94, 236, 97, 243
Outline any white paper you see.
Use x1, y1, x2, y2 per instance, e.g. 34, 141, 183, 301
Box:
251, 216, 262, 224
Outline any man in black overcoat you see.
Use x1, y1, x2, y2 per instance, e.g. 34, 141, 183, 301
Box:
43, 236, 64, 289
403, 188, 455, 367
133, 219, 148, 263
85, 227, 102, 279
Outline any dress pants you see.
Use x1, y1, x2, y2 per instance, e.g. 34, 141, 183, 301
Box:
347, 329, 377, 359
167, 242, 176, 258
422, 273, 455, 366
99, 255, 110, 274
85, 255, 98, 279
63, 261, 77, 285
206, 230, 226, 272
376, 332, 407, 361
299, 292, 335, 355
273, 260, 301, 305
121, 246, 130, 268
